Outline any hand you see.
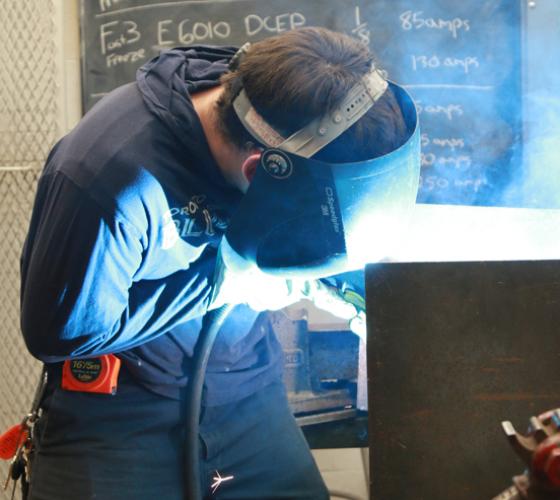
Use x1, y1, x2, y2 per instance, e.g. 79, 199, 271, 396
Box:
303, 281, 367, 341
210, 252, 367, 338
349, 311, 367, 341
209, 256, 308, 312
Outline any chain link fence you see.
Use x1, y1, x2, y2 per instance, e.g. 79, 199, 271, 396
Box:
0, 1, 59, 497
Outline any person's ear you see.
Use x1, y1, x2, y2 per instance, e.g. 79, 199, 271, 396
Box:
241, 152, 261, 185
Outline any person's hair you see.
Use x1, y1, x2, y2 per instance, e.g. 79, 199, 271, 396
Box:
216, 27, 408, 163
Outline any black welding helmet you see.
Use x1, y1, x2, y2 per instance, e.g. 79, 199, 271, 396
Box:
220, 46, 421, 279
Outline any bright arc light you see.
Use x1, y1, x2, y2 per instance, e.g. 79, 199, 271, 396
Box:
388, 204, 560, 263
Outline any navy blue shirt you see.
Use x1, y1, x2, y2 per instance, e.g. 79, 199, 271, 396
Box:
20, 47, 283, 404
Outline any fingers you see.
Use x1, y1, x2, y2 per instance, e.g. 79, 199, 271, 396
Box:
349, 311, 367, 342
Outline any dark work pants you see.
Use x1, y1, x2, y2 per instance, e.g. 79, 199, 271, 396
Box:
27, 367, 328, 500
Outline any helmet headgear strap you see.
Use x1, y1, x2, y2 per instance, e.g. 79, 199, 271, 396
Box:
229, 43, 389, 158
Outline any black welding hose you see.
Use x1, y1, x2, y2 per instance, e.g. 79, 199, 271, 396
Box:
184, 303, 234, 500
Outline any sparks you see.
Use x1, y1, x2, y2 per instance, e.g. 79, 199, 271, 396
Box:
211, 470, 234, 494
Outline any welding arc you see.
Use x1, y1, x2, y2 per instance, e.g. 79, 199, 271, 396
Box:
184, 303, 235, 500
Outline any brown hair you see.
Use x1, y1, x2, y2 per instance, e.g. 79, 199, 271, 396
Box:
216, 27, 408, 162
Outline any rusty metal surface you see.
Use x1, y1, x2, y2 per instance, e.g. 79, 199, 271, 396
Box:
366, 261, 560, 500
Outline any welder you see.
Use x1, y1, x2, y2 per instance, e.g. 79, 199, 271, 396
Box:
18, 27, 418, 499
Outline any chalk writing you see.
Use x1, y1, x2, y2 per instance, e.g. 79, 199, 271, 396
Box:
98, 0, 123, 13
400, 11, 470, 39
422, 153, 472, 170
420, 175, 450, 191
415, 101, 464, 121
411, 55, 480, 74
454, 178, 486, 191
352, 6, 370, 45
100, 20, 141, 55
420, 175, 486, 192
433, 137, 465, 150
106, 48, 145, 67
422, 134, 466, 151
157, 19, 231, 46
244, 12, 306, 37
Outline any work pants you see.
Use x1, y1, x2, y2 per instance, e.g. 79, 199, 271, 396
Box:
27, 366, 328, 500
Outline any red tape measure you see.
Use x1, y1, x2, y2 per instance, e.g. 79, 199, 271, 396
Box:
62, 354, 121, 395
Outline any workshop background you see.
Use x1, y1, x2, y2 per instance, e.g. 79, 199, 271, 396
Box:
0, 1, 368, 499
0, 2, 78, 499
3, 0, 560, 498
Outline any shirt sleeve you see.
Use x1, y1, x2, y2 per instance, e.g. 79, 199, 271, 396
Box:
20, 172, 214, 362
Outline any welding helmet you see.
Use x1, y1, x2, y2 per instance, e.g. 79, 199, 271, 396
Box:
220, 44, 421, 279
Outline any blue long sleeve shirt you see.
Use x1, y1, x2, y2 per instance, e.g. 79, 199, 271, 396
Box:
20, 47, 283, 403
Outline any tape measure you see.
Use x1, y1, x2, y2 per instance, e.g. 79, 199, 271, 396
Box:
62, 354, 121, 395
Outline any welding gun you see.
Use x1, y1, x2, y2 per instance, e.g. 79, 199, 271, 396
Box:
306, 279, 367, 340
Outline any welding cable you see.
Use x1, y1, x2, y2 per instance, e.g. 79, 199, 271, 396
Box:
184, 303, 235, 500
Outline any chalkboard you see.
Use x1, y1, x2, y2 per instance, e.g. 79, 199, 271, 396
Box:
80, 0, 523, 207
